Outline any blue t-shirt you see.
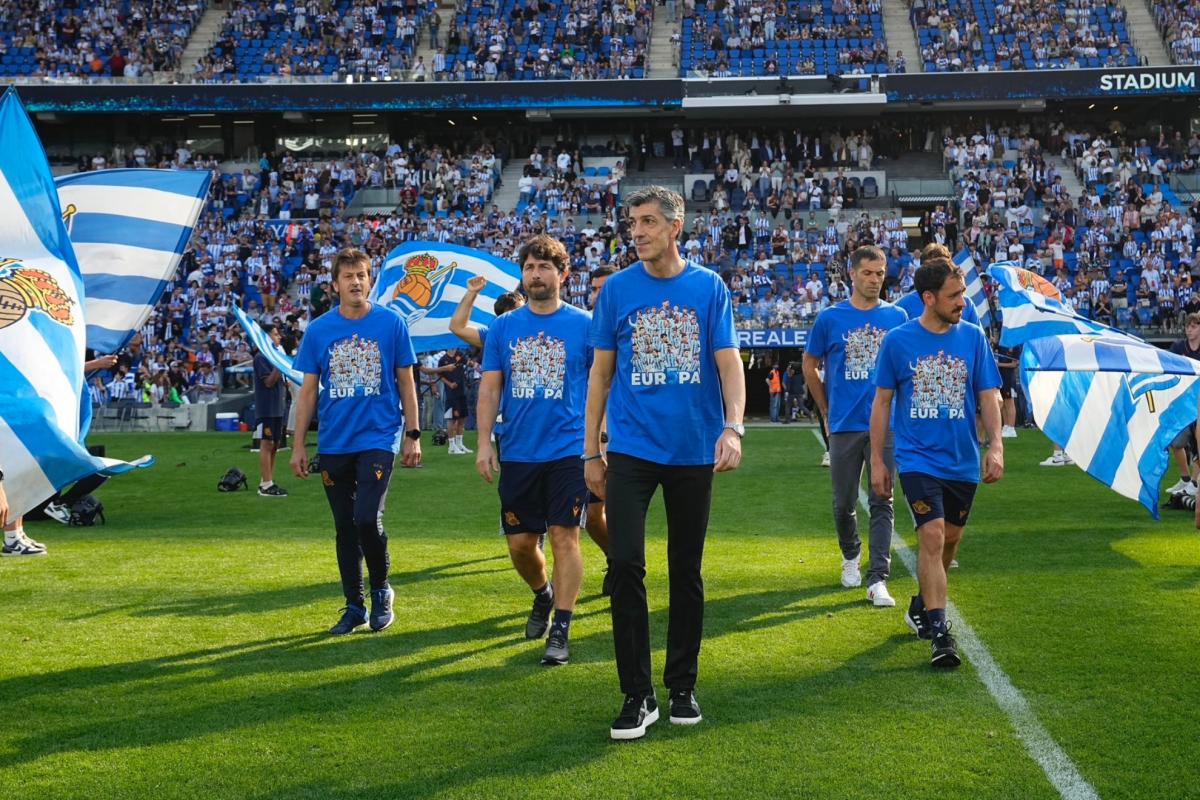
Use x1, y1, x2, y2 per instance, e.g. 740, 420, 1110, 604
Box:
805, 300, 908, 433
589, 262, 737, 465
294, 304, 417, 455
896, 290, 983, 328
477, 325, 488, 349
874, 319, 1002, 483
482, 303, 593, 463
253, 353, 286, 418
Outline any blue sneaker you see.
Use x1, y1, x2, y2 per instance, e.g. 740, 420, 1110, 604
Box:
329, 603, 367, 635
369, 585, 395, 632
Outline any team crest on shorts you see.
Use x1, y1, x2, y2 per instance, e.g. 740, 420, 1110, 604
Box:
389, 252, 457, 325
505, 511, 521, 527
373, 464, 384, 480
321, 471, 334, 487
912, 500, 931, 515
0, 258, 75, 331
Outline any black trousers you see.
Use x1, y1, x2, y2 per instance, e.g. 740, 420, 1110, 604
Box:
319, 450, 394, 606
606, 452, 715, 697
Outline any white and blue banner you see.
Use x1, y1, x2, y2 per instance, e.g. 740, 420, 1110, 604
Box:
0, 89, 151, 518
231, 304, 303, 386
988, 262, 1121, 347
1021, 332, 1200, 518
55, 168, 211, 353
370, 241, 521, 353
953, 249, 992, 328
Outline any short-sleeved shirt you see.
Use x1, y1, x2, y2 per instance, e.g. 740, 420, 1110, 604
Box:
1170, 339, 1200, 362
805, 300, 908, 433
896, 290, 983, 328
439, 353, 467, 398
482, 304, 592, 463
589, 261, 737, 466
294, 304, 417, 454
875, 319, 1002, 483
253, 353, 286, 418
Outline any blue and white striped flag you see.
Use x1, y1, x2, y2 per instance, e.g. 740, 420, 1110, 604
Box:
1022, 332, 1200, 518
231, 304, 303, 386
55, 168, 211, 353
988, 261, 1121, 347
953, 249, 992, 328
370, 241, 521, 352
0, 89, 151, 518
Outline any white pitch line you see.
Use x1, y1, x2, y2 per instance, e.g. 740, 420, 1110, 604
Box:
809, 429, 1100, 800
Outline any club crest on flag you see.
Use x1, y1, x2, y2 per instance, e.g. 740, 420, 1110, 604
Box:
1014, 267, 1061, 301
61, 203, 78, 233
0, 258, 75, 329
389, 252, 458, 325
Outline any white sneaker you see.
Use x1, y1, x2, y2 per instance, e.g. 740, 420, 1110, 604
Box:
448, 444, 464, 455
1040, 453, 1067, 467
1167, 478, 1190, 495
949, 558, 959, 569
820, 451, 831, 468
840, 558, 861, 588
458, 443, 473, 454
866, 581, 896, 607
1180, 481, 1198, 498
43, 502, 71, 525
2, 533, 47, 557
1001, 425, 1017, 438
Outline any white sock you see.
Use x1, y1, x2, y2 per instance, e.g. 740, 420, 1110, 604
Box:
455, 436, 463, 447
260, 480, 273, 489
5, 528, 23, 545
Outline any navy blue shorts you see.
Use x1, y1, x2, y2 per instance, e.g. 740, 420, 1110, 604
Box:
899, 472, 977, 529
498, 456, 588, 535
258, 416, 285, 445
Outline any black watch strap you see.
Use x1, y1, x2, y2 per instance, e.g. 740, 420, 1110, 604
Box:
405, 429, 421, 440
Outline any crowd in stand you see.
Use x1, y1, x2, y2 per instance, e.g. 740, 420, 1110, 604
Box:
1152, 0, 1200, 65
0, 0, 205, 78
912, 0, 1138, 72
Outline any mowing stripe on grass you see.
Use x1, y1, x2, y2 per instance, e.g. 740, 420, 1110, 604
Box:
809, 429, 1101, 800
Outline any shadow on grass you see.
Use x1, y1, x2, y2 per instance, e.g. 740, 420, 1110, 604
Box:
0, 585, 867, 771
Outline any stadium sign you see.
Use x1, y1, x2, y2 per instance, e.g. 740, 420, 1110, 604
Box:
738, 329, 808, 349
1099, 71, 1197, 92
886, 66, 1200, 103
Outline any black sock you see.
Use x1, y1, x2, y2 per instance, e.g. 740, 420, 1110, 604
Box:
550, 608, 572, 637
928, 608, 948, 636
533, 582, 552, 600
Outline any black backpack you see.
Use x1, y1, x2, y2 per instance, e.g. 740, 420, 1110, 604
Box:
68, 495, 105, 526
218, 467, 249, 492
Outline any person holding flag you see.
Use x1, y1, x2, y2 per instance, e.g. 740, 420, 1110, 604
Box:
253, 322, 289, 498
290, 248, 422, 636
870, 256, 1003, 669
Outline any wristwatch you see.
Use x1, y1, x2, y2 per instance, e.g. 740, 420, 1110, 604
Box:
405, 429, 421, 441
723, 423, 745, 438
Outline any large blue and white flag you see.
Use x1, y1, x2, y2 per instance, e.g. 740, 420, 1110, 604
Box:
953, 249, 992, 328
0, 89, 151, 518
370, 241, 521, 352
55, 168, 211, 353
988, 261, 1121, 347
1022, 332, 1200, 518
231, 304, 303, 386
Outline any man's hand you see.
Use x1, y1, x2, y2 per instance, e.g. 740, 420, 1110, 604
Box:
466, 275, 488, 293
713, 429, 743, 472
476, 440, 499, 483
84, 354, 119, 372
290, 445, 310, 479
982, 446, 1005, 484
584, 457, 607, 500
402, 436, 422, 468
870, 457, 892, 499
446, 381, 458, 390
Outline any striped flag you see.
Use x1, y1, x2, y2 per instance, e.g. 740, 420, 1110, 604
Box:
953, 249, 992, 328
1021, 332, 1200, 518
231, 304, 303, 386
55, 168, 211, 353
988, 261, 1121, 347
369, 241, 521, 352
0, 88, 151, 518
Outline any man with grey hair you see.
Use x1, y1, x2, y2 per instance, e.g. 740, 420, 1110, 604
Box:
585, 185, 746, 740
803, 245, 907, 607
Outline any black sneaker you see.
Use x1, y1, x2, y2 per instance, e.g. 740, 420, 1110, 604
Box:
668, 689, 702, 725
329, 604, 367, 635
541, 631, 569, 666
525, 585, 554, 639
905, 595, 931, 640
258, 484, 289, 497
931, 627, 961, 669
610, 693, 659, 741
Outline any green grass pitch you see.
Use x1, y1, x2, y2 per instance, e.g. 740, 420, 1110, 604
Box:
1, 428, 1197, 799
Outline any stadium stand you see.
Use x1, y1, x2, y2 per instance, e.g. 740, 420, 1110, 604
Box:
1152, 0, 1200, 65
913, 0, 1139, 72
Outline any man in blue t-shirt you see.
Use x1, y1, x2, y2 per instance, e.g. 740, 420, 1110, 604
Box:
253, 322, 289, 498
290, 248, 422, 636
476, 235, 593, 667
585, 187, 746, 741
870, 256, 1004, 670
803, 245, 908, 608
